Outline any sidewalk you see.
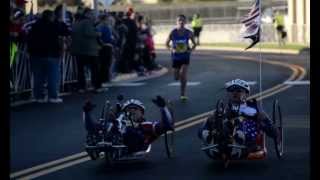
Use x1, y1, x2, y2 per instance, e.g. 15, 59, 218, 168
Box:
155, 44, 303, 54
10, 67, 168, 107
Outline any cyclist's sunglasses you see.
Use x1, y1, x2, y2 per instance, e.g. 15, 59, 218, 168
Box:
227, 86, 246, 93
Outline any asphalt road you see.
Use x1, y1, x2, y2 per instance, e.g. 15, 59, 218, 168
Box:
10, 49, 310, 180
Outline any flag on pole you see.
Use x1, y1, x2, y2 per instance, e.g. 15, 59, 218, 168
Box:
240, 0, 261, 50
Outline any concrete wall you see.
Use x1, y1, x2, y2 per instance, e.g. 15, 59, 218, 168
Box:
152, 23, 301, 44
287, 0, 309, 45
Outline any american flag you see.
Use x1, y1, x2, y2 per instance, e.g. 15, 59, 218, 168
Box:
241, 0, 261, 50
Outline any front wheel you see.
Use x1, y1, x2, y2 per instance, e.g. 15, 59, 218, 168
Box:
272, 99, 284, 159
164, 130, 175, 158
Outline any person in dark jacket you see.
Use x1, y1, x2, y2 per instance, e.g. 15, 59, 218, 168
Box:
113, 13, 128, 76
70, 8, 104, 93
96, 13, 113, 84
27, 9, 70, 103
120, 11, 138, 73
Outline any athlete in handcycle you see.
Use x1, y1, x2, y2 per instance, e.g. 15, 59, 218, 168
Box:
83, 95, 175, 166
198, 79, 283, 167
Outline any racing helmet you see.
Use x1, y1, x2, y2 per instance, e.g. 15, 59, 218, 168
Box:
122, 99, 145, 113
225, 79, 250, 94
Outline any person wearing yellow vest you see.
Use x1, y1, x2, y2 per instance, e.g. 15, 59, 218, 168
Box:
191, 13, 203, 45
10, 42, 18, 68
273, 11, 286, 46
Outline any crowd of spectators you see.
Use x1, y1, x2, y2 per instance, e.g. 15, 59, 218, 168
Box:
10, 2, 161, 103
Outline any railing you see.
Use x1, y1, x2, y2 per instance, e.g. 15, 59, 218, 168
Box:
10, 43, 79, 103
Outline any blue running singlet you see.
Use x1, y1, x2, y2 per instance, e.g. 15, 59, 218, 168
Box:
170, 28, 193, 61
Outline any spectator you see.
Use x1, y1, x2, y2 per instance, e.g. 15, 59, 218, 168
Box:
112, 12, 128, 77
191, 13, 203, 45
121, 10, 138, 73
137, 15, 157, 73
10, 8, 25, 43
273, 11, 286, 47
26, 9, 70, 103
96, 13, 113, 84
70, 8, 104, 93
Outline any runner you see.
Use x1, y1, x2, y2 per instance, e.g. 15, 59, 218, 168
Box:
165, 14, 196, 101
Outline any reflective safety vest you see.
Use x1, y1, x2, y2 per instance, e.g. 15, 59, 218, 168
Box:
191, 17, 203, 28
10, 42, 18, 68
274, 14, 284, 27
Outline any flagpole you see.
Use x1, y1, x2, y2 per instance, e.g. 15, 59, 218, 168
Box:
258, 0, 263, 109
258, 39, 263, 109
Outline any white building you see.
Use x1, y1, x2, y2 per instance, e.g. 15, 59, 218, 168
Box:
287, 0, 310, 45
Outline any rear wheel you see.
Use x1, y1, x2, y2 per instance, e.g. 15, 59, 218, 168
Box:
272, 99, 284, 159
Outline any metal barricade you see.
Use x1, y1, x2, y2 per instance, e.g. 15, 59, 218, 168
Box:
10, 42, 79, 103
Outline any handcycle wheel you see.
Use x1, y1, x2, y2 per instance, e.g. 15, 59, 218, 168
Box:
272, 99, 284, 159
164, 130, 175, 158
164, 102, 175, 158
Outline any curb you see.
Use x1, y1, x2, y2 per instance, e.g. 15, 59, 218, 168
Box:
155, 45, 301, 54
10, 67, 168, 107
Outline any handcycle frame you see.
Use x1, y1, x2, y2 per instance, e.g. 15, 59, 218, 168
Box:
201, 99, 283, 167
84, 95, 175, 167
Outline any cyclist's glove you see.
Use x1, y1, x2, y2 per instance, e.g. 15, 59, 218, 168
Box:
152, 95, 166, 108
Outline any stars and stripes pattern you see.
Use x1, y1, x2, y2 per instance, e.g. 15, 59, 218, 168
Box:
241, 0, 261, 50
236, 119, 258, 142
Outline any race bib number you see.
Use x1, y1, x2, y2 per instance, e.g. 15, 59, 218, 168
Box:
175, 41, 188, 53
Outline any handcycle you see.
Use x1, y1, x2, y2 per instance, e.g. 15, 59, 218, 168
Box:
201, 99, 283, 168
83, 95, 175, 167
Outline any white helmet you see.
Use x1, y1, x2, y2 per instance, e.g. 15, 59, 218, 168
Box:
122, 99, 145, 113
225, 79, 250, 93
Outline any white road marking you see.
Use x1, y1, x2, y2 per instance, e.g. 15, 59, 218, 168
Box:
10, 152, 87, 179
247, 81, 257, 85
104, 82, 146, 87
283, 80, 310, 85
168, 82, 201, 86
16, 157, 91, 180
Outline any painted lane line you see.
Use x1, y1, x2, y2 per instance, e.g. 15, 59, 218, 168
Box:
103, 82, 146, 87
256, 66, 306, 101
10, 152, 88, 179
11, 57, 305, 179
168, 82, 201, 86
283, 80, 310, 85
16, 157, 91, 180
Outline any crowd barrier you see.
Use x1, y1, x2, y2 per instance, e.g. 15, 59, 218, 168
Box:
10, 43, 79, 103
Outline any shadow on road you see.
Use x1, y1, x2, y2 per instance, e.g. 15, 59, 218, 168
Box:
204, 160, 270, 175
93, 159, 155, 175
